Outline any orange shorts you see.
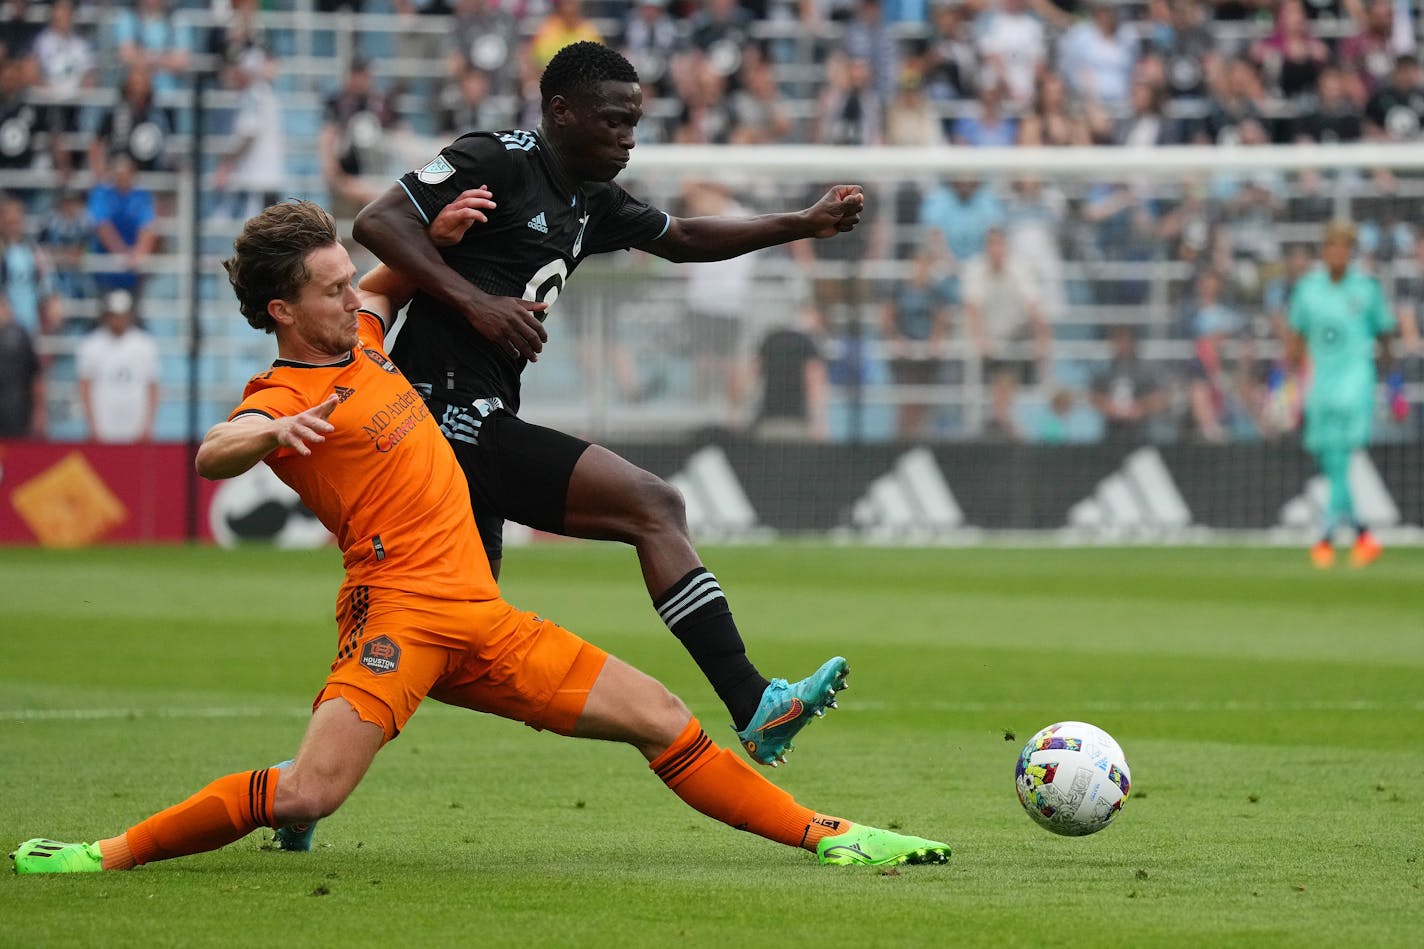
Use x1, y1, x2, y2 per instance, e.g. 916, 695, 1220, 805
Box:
312, 585, 608, 742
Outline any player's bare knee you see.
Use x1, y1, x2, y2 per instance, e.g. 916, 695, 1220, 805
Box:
640, 686, 692, 753
631, 473, 689, 538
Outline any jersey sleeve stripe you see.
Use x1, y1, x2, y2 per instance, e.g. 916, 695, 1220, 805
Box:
398, 179, 431, 225
654, 211, 670, 240
230, 408, 275, 421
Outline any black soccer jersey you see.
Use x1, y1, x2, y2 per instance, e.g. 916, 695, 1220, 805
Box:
392, 129, 670, 412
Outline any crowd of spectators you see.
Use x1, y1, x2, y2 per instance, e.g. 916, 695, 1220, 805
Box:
0, 0, 1422, 445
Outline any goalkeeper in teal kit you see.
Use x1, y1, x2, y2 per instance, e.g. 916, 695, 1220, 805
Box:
1287, 221, 1413, 568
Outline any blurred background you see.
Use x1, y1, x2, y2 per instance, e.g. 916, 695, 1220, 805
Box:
1, 0, 1422, 546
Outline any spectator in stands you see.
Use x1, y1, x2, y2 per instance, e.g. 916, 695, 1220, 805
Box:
391, 0, 451, 94
812, 54, 883, 145
446, 0, 522, 98
1033, 387, 1077, 443
530, 0, 603, 73
0, 0, 43, 61
1196, 56, 1271, 145
1365, 54, 1424, 140
436, 66, 513, 137
1340, 0, 1406, 95
213, 48, 286, 223
88, 154, 158, 297
686, 0, 754, 85
920, 178, 1004, 299
1019, 71, 1087, 146
113, 0, 193, 98
882, 246, 952, 439
1005, 176, 1067, 320
922, 0, 977, 103
672, 55, 735, 144
681, 180, 758, 411
1056, 1, 1138, 107
750, 307, 829, 443
621, 0, 681, 99
89, 65, 177, 179
951, 80, 1018, 147
1090, 324, 1168, 446
0, 294, 43, 437
1146, 0, 1217, 104
1158, 176, 1218, 273
883, 67, 943, 146
320, 57, 403, 230
38, 187, 93, 305
1117, 77, 1183, 146
1080, 179, 1157, 305
0, 54, 62, 200
728, 50, 794, 145
975, 0, 1047, 109
77, 288, 159, 443
843, 0, 900, 103
1182, 268, 1256, 442
1294, 65, 1364, 144
962, 226, 1050, 441
1250, 0, 1329, 102
32, 0, 92, 180
206, 0, 269, 71
1, 195, 61, 338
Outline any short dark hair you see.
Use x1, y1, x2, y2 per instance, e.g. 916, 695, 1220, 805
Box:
223, 200, 338, 334
539, 41, 638, 109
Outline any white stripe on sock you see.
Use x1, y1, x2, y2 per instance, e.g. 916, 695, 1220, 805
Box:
657, 573, 721, 622
662, 587, 727, 628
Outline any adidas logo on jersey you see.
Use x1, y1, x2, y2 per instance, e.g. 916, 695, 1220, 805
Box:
527, 212, 549, 234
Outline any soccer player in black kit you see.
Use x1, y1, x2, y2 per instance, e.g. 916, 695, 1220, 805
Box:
327, 42, 859, 810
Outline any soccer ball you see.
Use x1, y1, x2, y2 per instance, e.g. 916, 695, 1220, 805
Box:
1015, 721, 1131, 837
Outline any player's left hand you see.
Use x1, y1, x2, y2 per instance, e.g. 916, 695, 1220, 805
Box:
430, 186, 496, 247
806, 185, 864, 239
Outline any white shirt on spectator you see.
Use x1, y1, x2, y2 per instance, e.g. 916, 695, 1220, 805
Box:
77, 325, 159, 442
230, 77, 286, 193
962, 255, 1040, 349
977, 9, 1045, 106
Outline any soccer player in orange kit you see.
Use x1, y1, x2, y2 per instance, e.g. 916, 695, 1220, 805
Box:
11, 200, 949, 874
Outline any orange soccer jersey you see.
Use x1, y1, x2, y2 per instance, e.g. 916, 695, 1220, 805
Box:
230, 310, 497, 602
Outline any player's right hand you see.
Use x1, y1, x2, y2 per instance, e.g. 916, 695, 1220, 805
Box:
463, 294, 549, 362
274, 394, 339, 456
430, 186, 495, 247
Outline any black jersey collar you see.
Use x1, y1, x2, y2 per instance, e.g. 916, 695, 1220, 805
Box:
533, 129, 579, 202
272, 351, 356, 370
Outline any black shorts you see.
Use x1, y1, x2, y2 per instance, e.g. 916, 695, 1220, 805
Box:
432, 401, 590, 563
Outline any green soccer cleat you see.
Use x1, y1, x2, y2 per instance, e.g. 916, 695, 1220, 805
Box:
270, 758, 316, 852
10, 839, 103, 875
816, 825, 952, 867
736, 656, 850, 766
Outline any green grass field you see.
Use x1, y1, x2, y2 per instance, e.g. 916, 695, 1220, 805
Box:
3, 543, 1422, 948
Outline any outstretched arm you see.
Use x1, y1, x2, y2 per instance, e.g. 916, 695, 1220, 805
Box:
195, 396, 339, 481
352, 186, 549, 360
640, 185, 865, 264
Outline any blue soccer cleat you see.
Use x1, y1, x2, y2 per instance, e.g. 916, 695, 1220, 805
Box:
270, 759, 316, 852
736, 656, 849, 766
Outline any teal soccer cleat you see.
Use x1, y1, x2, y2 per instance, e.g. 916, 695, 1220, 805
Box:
736, 656, 849, 766
271, 759, 316, 852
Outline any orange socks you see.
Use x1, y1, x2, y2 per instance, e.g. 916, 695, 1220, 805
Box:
99, 768, 280, 870
649, 718, 850, 851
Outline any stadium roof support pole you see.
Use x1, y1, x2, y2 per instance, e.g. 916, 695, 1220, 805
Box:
184, 70, 209, 543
